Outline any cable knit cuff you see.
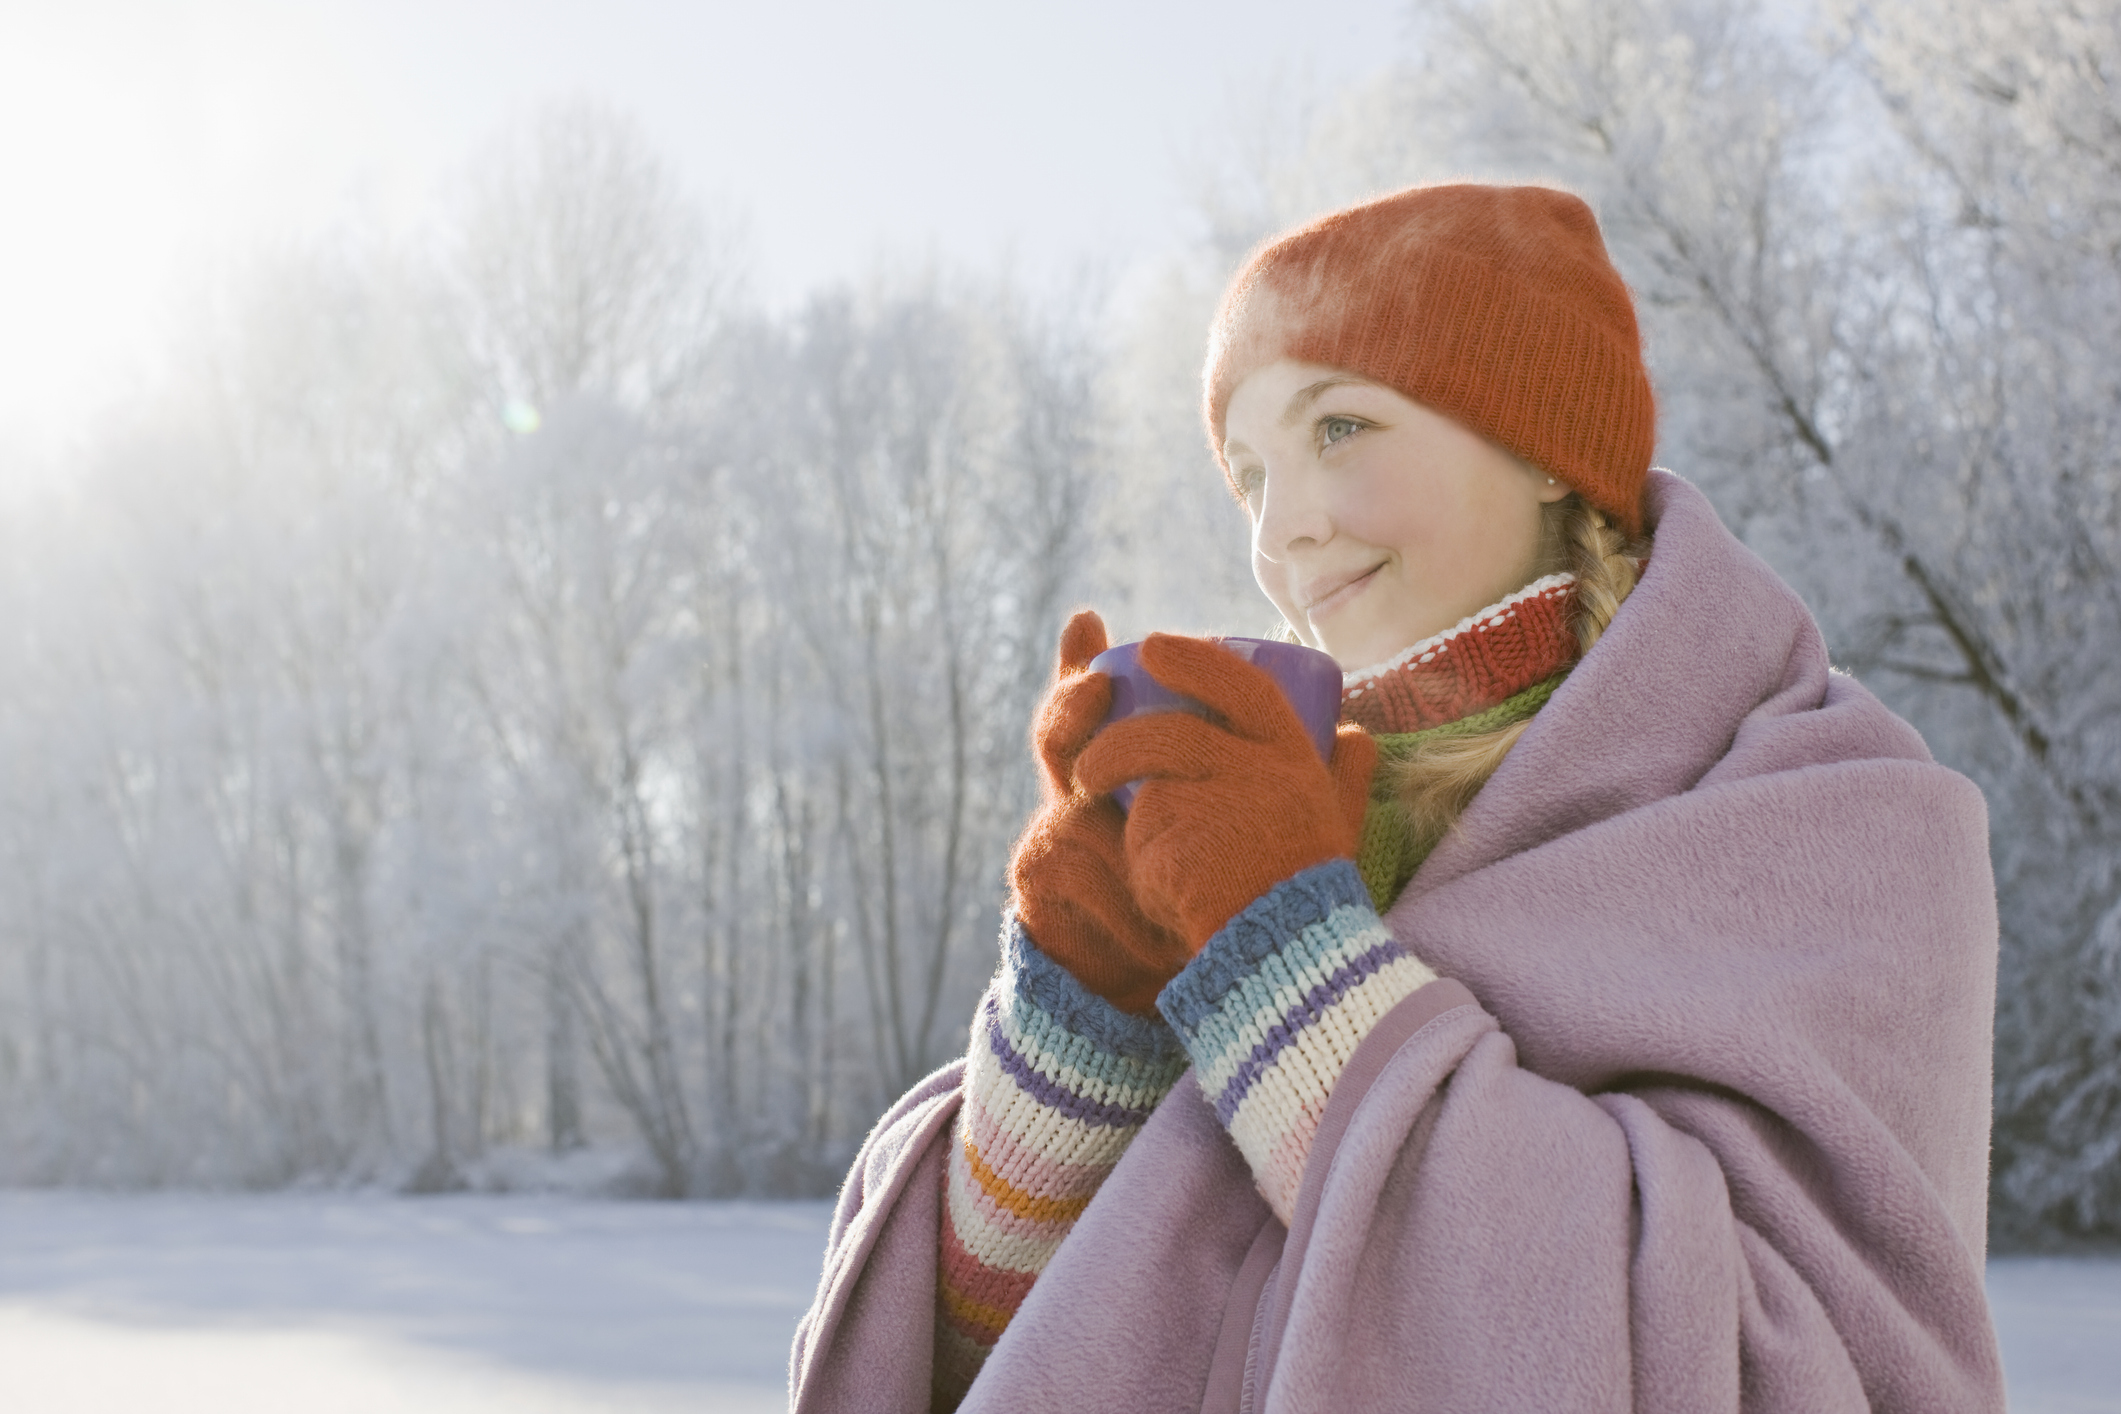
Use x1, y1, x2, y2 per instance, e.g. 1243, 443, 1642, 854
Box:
1158, 859, 1437, 1223
1005, 915, 1190, 1069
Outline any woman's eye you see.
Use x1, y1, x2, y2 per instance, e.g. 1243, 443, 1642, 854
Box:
1320, 416, 1364, 446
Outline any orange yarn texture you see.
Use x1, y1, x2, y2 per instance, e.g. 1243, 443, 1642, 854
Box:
1008, 611, 1194, 1015
1204, 184, 1655, 537
1074, 635, 1378, 953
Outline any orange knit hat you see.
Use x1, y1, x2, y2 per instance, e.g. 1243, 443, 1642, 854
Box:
1204, 184, 1655, 537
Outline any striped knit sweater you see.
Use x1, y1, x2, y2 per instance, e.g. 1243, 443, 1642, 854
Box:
934, 581, 1578, 1404
933, 918, 1190, 1408
933, 871, 1434, 1407
1157, 858, 1433, 1222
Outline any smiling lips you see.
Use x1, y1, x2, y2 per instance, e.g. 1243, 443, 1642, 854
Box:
1301, 563, 1385, 622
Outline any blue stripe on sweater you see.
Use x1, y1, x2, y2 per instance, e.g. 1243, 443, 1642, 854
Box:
1159, 859, 1377, 1031
982, 997, 1159, 1129
1004, 914, 1187, 1066
1211, 936, 1403, 1125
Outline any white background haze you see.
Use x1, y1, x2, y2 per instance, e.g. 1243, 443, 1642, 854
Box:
0, 0, 1404, 467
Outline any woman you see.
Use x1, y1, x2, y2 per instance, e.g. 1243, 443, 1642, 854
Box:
791, 185, 2006, 1413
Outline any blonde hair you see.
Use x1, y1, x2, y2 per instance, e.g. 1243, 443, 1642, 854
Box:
1378, 494, 1647, 853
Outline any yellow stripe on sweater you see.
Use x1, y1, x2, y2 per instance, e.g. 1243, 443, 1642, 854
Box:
961, 1130, 1095, 1223
938, 1274, 1015, 1339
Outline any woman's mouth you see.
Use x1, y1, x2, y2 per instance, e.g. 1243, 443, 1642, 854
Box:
1302, 564, 1383, 622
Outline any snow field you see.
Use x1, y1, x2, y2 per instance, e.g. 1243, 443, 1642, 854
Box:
0, 1191, 830, 1412
1986, 1255, 2121, 1414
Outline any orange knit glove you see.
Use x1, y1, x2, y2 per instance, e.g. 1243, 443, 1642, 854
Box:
1008, 612, 1194, 1015
1074, 633, 1378, 952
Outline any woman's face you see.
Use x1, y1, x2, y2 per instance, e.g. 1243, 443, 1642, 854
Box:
1223, 359, 1568, 671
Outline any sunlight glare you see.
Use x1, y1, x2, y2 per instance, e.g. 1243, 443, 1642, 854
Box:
0, 3, 423, 475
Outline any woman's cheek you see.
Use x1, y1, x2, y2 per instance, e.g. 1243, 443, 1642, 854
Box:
1271, 581, 1309, 638
1336, 452, 1419, 543
1252, 541, 1298, 624
1337, 479, 1424, 557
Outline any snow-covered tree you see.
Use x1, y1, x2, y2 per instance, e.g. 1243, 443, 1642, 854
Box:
1115, 0, 2121, 1241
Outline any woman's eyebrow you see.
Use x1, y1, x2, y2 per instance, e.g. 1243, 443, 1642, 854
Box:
1281, 377, 1366, 427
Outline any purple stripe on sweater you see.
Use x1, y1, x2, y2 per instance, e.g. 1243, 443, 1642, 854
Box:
985, 1006, 1155, 1130
1211, 939, 1404, 1126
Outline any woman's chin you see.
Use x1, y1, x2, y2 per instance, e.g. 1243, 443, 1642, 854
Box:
1306, 610, 1372, 670
1319, 614, 1456, 673
1315, 628, 1398, 673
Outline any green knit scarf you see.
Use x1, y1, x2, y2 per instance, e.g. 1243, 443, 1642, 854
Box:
1356, 673, 1566, 913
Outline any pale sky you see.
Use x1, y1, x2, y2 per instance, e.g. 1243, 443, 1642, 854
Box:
0, 0, 1410, 470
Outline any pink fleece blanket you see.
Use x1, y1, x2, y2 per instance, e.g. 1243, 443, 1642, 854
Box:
791, 470, 2005, 1413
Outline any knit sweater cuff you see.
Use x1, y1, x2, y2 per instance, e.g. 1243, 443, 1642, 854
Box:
1158, 859, 1437, 1224
934, 917, 1190, 1404
1005, 915, 1191, 1068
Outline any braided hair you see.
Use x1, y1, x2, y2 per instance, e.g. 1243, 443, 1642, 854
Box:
1377, 494, 1648, 852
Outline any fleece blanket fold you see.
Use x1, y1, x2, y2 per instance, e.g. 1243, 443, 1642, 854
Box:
790, 469, 2005, 1414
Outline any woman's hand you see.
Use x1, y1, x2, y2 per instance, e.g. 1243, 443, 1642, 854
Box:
1008, 611, 1194, 1015
1074, 634, 1377, 951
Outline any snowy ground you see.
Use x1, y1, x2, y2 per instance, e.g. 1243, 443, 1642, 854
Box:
0, 1191, 831, 1412
1988, 1254, 2121, 1414
0, 1191, 2113, 1412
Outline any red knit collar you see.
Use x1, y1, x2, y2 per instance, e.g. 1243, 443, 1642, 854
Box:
1338, 574, 1579, 734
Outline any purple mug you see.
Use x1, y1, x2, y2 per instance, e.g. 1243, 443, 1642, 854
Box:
1087, 636, 1343, 811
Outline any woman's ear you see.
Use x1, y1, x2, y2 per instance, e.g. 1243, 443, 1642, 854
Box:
1508, 448, 1572, 504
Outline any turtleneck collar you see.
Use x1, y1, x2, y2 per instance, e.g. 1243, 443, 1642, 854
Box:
1339, 573, 1581, 735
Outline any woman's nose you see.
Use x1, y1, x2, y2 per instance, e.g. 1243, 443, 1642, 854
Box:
1253, 466, 1333, 560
